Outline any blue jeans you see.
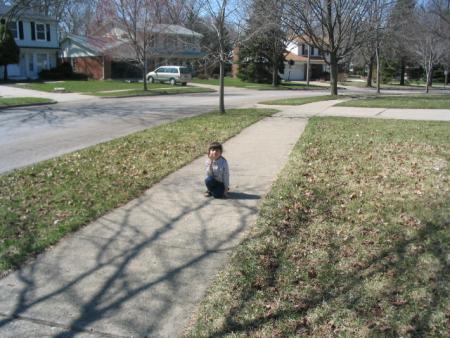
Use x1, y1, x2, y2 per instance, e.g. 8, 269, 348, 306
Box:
205, 176, 225, 198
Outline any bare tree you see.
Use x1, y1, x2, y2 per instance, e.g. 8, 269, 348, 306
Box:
406, 3, 448, 93
113, 0, 164, 91
366, 0, 393, 93
200, 0, 240, 113
285, 0, 371, 95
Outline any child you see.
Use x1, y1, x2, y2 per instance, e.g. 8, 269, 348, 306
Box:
204, 142, 229, 198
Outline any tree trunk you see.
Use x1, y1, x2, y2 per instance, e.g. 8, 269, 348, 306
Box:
219, 59, 225, 113
399, 58, 405, 85
3, 65, 7, 81
376, 47, 381, 94
330, 52, 338, 96
143, 54, 148, 91
367, 56, 374, 87
306, 45, 310, 86
272, 65, 277, 87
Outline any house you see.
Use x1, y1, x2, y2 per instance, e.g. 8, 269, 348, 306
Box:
0, 5, 59, 80
282, 37, 328, 81
60, 21, 205, 80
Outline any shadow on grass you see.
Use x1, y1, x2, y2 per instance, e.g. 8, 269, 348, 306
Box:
0, 180, 266, 337
205, 216, 449, 337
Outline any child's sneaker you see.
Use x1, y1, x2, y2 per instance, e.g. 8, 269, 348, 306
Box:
204, 191, 212, 197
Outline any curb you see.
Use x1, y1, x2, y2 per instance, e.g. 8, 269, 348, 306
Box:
0, 101, 57, 111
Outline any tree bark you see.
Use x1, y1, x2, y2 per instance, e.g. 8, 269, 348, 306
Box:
3, 65, 7, 81
330, 51, 338, 95
306, 44, 310, 86
367, 56, 374, 87
143, 52, 148, 91
219, 59, 225, 113
376, 46, 381, 94
399, 58, 405, 85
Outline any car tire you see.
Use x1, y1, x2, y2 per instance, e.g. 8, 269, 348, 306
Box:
181, 82, 187, 86
170, 78, 176, 86
148, 76, 154, 83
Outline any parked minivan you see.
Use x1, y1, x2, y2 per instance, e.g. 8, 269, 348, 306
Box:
146, 66, 192, 86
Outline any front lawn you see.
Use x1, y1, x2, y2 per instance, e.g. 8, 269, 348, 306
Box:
193, 77, 326, 90
0, 108, 277, 275
15, 79, 208, 95
93, 86, 215, 97
337, 95, 450, 109
260, 95, 342, 105
0, 97, 54, 108
185, 117, 450, 337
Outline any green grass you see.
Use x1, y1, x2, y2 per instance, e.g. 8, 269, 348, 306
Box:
0, 108, 276, 275
260, 95, 342, 105
185, 117, 450, 337
337, 95, 450, 109
92, 86, 215, 97
0, 97, 54, 107
193, 77, 326, 90
15, 80, 189, 94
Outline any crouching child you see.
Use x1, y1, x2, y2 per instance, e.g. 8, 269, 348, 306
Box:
204, 142, 229, 198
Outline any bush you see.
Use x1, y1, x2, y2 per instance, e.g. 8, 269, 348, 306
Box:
38, 62, 86, 81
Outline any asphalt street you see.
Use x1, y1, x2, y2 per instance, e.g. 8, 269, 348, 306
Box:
0, 86, 326, 174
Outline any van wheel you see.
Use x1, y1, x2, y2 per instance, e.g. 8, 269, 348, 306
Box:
181, 82, 187, 86
147, 76, 154, 83
170, 78, 176, 86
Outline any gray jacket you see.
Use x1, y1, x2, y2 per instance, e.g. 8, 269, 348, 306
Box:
205, 156, 229, 189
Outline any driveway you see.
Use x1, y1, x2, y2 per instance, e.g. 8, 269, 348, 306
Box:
0, 84, 90, 102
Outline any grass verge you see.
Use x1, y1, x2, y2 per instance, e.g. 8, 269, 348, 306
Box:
0, 108, 276, 275
185, 117, 450, 337
260, 95, 342, 105
192, 77, 326, 90
337, 95, 450, 109
0, 97, 54, 108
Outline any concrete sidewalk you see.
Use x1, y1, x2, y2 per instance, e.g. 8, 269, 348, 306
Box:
0, 84, 95, 103
256, 100, 450, 121
0, 112, 308, 337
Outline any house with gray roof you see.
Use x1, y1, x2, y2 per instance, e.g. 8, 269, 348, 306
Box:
60, 21, 205, 80
0, 4, 59, 80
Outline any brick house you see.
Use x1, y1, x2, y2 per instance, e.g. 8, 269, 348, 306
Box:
60, 21, 205, 80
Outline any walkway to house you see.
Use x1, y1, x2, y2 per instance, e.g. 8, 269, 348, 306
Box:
0, 100, 448, 338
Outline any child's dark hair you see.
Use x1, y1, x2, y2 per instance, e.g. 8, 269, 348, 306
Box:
208, 141, 223, 153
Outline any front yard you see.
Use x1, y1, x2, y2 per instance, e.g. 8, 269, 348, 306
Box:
192, 77, 327, 90
185, 117, 450, 337
336, 95, 450, 109
13, 80, 214, 97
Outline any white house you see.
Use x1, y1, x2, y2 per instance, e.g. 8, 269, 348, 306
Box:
0, 5, 59, 80
282, 37, 327, 81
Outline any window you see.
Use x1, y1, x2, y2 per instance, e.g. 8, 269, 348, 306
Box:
8, 21, 17, 38
36, 23, 46, 40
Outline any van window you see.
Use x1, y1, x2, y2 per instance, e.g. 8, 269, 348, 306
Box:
180, 67, 190, 74
170, 68, 177, 73
158, 67, 166, 73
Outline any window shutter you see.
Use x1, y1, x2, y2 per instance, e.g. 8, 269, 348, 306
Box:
31, 22, 36, 40
46, 24, 50, 41
19, 21, 24, 39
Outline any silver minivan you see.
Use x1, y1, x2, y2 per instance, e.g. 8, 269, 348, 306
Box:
146, 66, 192, 86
